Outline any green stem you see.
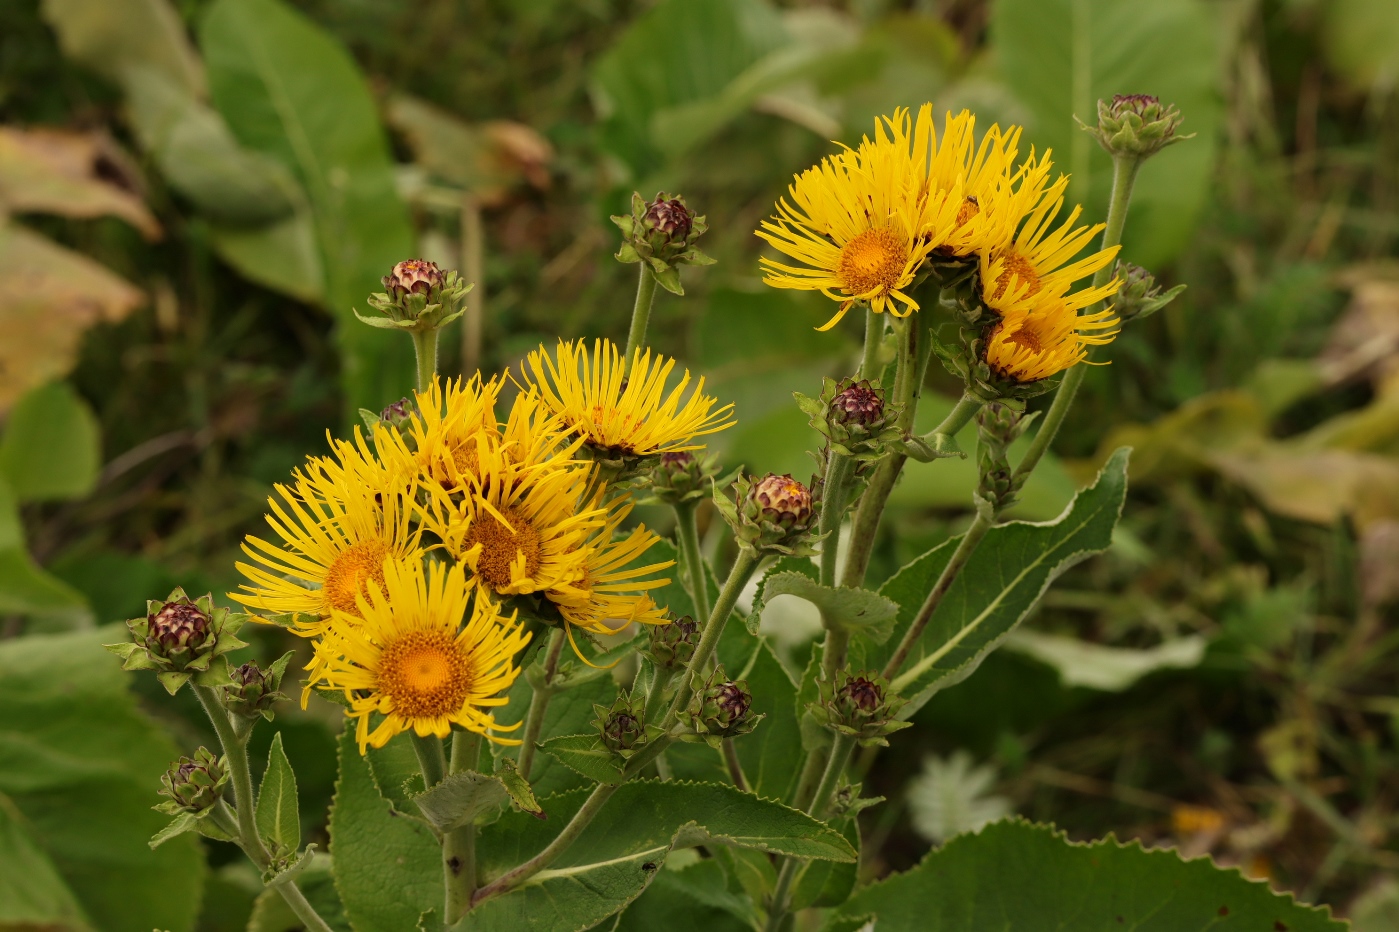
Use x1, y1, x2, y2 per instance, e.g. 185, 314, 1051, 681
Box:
1013, 153, 1140, 483
883, 510, 994, 681
791, 749, 827, 811
673, 501, 711, 624
859, 307, 883, 379
664, 548, 761, 724
193, 685, 267, 864
410, 732, 447, 790
721, 738, 749, 792
517, 628, 565, 781
411, 329, 439, 395
923, 391, 981, 446
766, 734, 856, 932
623, 264, 658, 374
444, 730, 481, 924
818, 450, 855, 679
644, 664, 676, 721
194, 687, 336, 932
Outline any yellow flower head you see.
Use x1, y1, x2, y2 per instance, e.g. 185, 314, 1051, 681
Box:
757, 106, 964, 330
919, 107, 1026, 258
311, 557, 530, 751
978, 178, 1121, 320
231, 443, 420, 637
424, 430, 606, 598
984, 298, 1119, 383
547, 497, 674, 639
394, 374, 503, 491
523, 339, 734, 457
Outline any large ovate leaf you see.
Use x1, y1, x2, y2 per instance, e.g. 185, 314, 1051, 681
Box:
824, 819, 1343, 932
411, 770, 511, 832
40, 0, 204, 94
0, 626, 203, 932
329, 726, 441, 932
792, 816, 859, 910
0, 800, 92, 931
465, 780, 854, 932
538, 733, 626, 786
991, 0, 1223, 269
869, 448, 1129, 716
0, 381, 100, 503
200, 0, 416, 420
0, 127, 161, 237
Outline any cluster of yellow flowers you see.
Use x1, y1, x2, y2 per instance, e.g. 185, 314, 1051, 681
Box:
758, 105, 1121, 382
230, 339, 732, 751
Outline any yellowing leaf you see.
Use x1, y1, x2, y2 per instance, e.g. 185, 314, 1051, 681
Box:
0, 127, 160, 238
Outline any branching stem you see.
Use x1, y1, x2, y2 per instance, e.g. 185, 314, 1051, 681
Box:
517, 628, 566, 781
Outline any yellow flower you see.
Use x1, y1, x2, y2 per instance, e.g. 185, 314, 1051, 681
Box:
920, 107, 1026, 259
231, 444, 420, 637
983, 298, 1119, 383
978, 179, 1121, 320
424, 430, 606, 598
548, 497, 674, 638
757, 106, 963, 330
523, 339, 734, 456
395, 374, 503, 491
311, 558, 530, 751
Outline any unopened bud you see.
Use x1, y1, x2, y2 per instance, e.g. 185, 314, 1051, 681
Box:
222, 653, 292, 721
611, 191, 715, 296
646, 450, 721, 506
1113, 261, 1186, 323
644, 195, 694, 240
358, 260, 471, 334
718, 473, 819, 557
592, 691, 656, 760
812, 670, 911, 748
157, 747, 228, 814
384, 259, 446, 299
681, 667, 760, 748
1080, 94, 1192, 160
641, 614, 699, 669
150, 601, 209, 656
799, 377, 902, 462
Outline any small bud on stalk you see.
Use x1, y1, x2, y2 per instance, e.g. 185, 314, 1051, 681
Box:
156, 747, 229, 815
1113, 261, 1186, 323
645, 450, 723, 507
592, 691, 661, 761
611, 192, 716, 295
974, 402, 1033, 514
680, 667, 761, 748
222, 653, 293, 721
797, 377, 903, 463
810, 670, 911, 748
640, 614, 699, 669
106, 588, 249, 695
715, 472, 819, 557
1079, 94, 1192, 160
356, 259, 472, 333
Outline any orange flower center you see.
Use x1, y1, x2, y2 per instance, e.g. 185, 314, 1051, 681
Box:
1005, 321, 1046, 355
994, 250, 1041, 300
323, 539, 391, 615
837, 228, 907, 297
955, 195, 980, 227
377, 630, 471, 719
464, 506, 542, 590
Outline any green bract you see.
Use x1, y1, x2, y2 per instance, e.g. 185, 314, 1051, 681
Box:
611, 191, 716, 295
104, 588, 250, 695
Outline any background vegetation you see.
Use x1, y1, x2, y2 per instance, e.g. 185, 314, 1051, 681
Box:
2, 0, 1399, 927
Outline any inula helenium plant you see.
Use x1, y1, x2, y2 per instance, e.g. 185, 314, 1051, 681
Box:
106, 99, 1345, 932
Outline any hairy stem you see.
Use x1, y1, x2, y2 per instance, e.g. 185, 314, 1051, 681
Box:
673, 501, 711, 624
623, 264, 658, 375
859, 306, 883, 379
517, 628, 566, 781
644, 664, 676, 721
766, 734, 856, 932
1013, 152, 1140, 483
444, 730, 481, 923
276, 881, 338, 932
410, 732, 447, 790
721, 737, 750, 792
664, 548, 761, 724
817, 450, 855, 679
883, 510, 994, 681
411, 328, 439, 395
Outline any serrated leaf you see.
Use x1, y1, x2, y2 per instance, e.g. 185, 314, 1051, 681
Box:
615, 857, 756, 932
745, 556, 816, 635
538, 733, 626, 786
756, 572, 899, 644
867, 448, 1130, 716
823, 818, 1343, 932
256, 731, 300, 857
330, 726, 442, 932
148, 811, 200, 849
494, 757, 543, 817
792, 816, 858, 910
464, 780, 853, 931
411, 770, 511, 833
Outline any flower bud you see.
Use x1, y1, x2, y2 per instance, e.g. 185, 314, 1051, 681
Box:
611, 191, 716, 296
810, 670, 911, 748
645, 450, 722, 507
107, 589, 249, 695
222, 653, 292, 721
640, 614, 699, 669
1113, 261, 1186, 323
591, 691, 658, 761
797, 377, 902, 462
680, 667, 761, 748
357, 260, 472, 334
716, 473, 820, 557
974, 402, 1031, 514
1080, 94, 1192, 160
157, 747, 228, 815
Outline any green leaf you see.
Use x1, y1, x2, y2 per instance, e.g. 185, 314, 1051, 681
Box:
493, 757, 543, 817
465, 780, 854, 931
329, 725, 442, 932
0, 381, 100, 502
745, 556, 816, 636
792, 816, 858, 910
0, 478, 91, 623
614, 857, 756, 932
208, 211, 326, 304
1004, 629, 1207, 692
824, 819, 1343, 932
247, 854, 351, 932
868, 448, 1130, 716
0, 798, 93, 930
537, 733, 626, 786
494, 657, 621, 798
991, 0, 1223, 269
411, 770, 511, 833
40, 0, 204, 94
0, 626, 203, 932
754, 571, 898, 644
256, 732, 301, 857
1322, 0, 1399, 93
200, 0, 416, 422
